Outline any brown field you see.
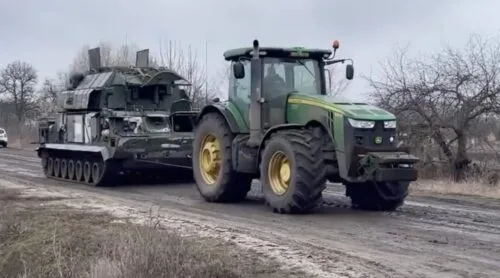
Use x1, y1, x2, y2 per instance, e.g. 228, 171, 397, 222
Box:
0, 187, 305, 278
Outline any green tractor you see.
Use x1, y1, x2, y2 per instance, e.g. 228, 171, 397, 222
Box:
192, 39, 419, 214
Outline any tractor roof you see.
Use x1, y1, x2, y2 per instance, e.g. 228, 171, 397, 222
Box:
223, 46, 332, 61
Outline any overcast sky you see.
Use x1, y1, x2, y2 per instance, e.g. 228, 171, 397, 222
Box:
1, 0, 499, 101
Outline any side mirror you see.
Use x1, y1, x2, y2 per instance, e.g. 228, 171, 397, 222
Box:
346, 64, 354, 80
233, 62, 245, 79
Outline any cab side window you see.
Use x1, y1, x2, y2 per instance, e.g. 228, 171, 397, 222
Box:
233, 60, 251, 103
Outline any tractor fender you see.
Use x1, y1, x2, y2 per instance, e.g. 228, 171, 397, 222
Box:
257, 124, 303, 163
306, 120, 337, 149
257, 121, 335, 164
197, 103, 241, 133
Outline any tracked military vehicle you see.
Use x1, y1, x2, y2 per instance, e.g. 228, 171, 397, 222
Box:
192, 39, 420, 214
36, 47, 198, 186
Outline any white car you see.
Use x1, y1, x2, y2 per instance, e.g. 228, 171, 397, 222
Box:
0, 128, 7, 147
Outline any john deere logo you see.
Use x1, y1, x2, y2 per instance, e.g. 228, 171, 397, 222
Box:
374, 136, 382, 144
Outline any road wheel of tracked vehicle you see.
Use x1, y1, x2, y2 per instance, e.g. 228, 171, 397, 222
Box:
83, 160, 92, 183
67, 160, 75, 180
60, 159, 68, 179
53, 158, 61, 177
45, 156, 54, 177
42, 154, 52, 177
260, 128, 327, 214
91, 161, 103, 185
75, 160, 83, 181
346, 181, 409, 211
192, 113, 253, 203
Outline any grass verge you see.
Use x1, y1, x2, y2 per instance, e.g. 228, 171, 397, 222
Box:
410, 179, 500, 199
0, 188, 306, 278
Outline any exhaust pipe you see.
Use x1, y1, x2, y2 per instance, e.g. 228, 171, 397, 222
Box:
247, 39, 262, 147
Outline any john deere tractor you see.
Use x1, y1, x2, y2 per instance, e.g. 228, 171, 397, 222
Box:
192, 39, 419, 214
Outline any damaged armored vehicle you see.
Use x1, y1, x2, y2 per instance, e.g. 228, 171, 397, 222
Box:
36, 47, 198, 186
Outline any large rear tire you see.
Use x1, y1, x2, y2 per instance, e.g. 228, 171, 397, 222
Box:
346, 181, 409, 211
260, 128, 327, 214
192, 113, 253, 203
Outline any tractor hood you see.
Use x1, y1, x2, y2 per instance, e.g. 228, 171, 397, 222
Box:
287, 94, 395, 121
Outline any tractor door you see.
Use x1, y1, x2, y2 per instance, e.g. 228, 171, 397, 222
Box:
230, 60, 252, 127
261, 58, 290, 129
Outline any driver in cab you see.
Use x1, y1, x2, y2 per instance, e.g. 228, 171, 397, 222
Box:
263, 64, 289, 101
264, 65, 286, 90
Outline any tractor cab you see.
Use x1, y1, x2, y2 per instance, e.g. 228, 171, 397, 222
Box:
226, 41, 353, 99
223, 41, 354, 144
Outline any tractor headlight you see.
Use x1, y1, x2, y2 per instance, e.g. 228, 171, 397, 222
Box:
384, 120, 397, 129
348, 119, 375, 129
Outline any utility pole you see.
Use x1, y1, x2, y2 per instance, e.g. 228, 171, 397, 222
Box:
205, 40, 208, 104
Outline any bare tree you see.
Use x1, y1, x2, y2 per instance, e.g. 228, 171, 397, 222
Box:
0, 61, 39, 126
36, 78, 61, 116
70, 42, 114, 73
325, 63, 351, 97
209, 64, 231, 100
365, 33, 500, 181
69, 41, 158, 74
158, 40, 219, 108
328, 74, 350, 97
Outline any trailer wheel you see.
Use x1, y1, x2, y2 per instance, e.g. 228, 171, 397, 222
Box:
346, 181, 409, 211
193, 113, 253, 202
260, 128, 327, 214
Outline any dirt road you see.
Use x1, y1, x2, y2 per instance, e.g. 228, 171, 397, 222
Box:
0, 147, 499, 278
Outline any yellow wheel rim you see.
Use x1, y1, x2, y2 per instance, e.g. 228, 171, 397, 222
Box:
199, 133, 221, 185
267, 151, 290, 195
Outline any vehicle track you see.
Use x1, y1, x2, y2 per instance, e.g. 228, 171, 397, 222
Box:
0, 147, 499, 278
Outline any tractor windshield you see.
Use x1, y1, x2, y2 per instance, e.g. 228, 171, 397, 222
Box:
263, 57, 322, 96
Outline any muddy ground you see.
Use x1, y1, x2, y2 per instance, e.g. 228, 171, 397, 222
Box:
0, 147, 498, 278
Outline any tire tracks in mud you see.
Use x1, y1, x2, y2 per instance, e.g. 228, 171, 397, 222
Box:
0, 149, 499, 278
322, 188, 500, 237
0, 171, 398, 278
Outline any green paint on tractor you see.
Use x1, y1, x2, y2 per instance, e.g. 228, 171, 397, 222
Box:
287, 94, 396, 120
225, 101, 249, 133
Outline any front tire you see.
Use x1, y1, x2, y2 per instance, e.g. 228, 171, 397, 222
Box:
192, 113, 253, 203
346, 181, 409, 211
260, 128, 327, 214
